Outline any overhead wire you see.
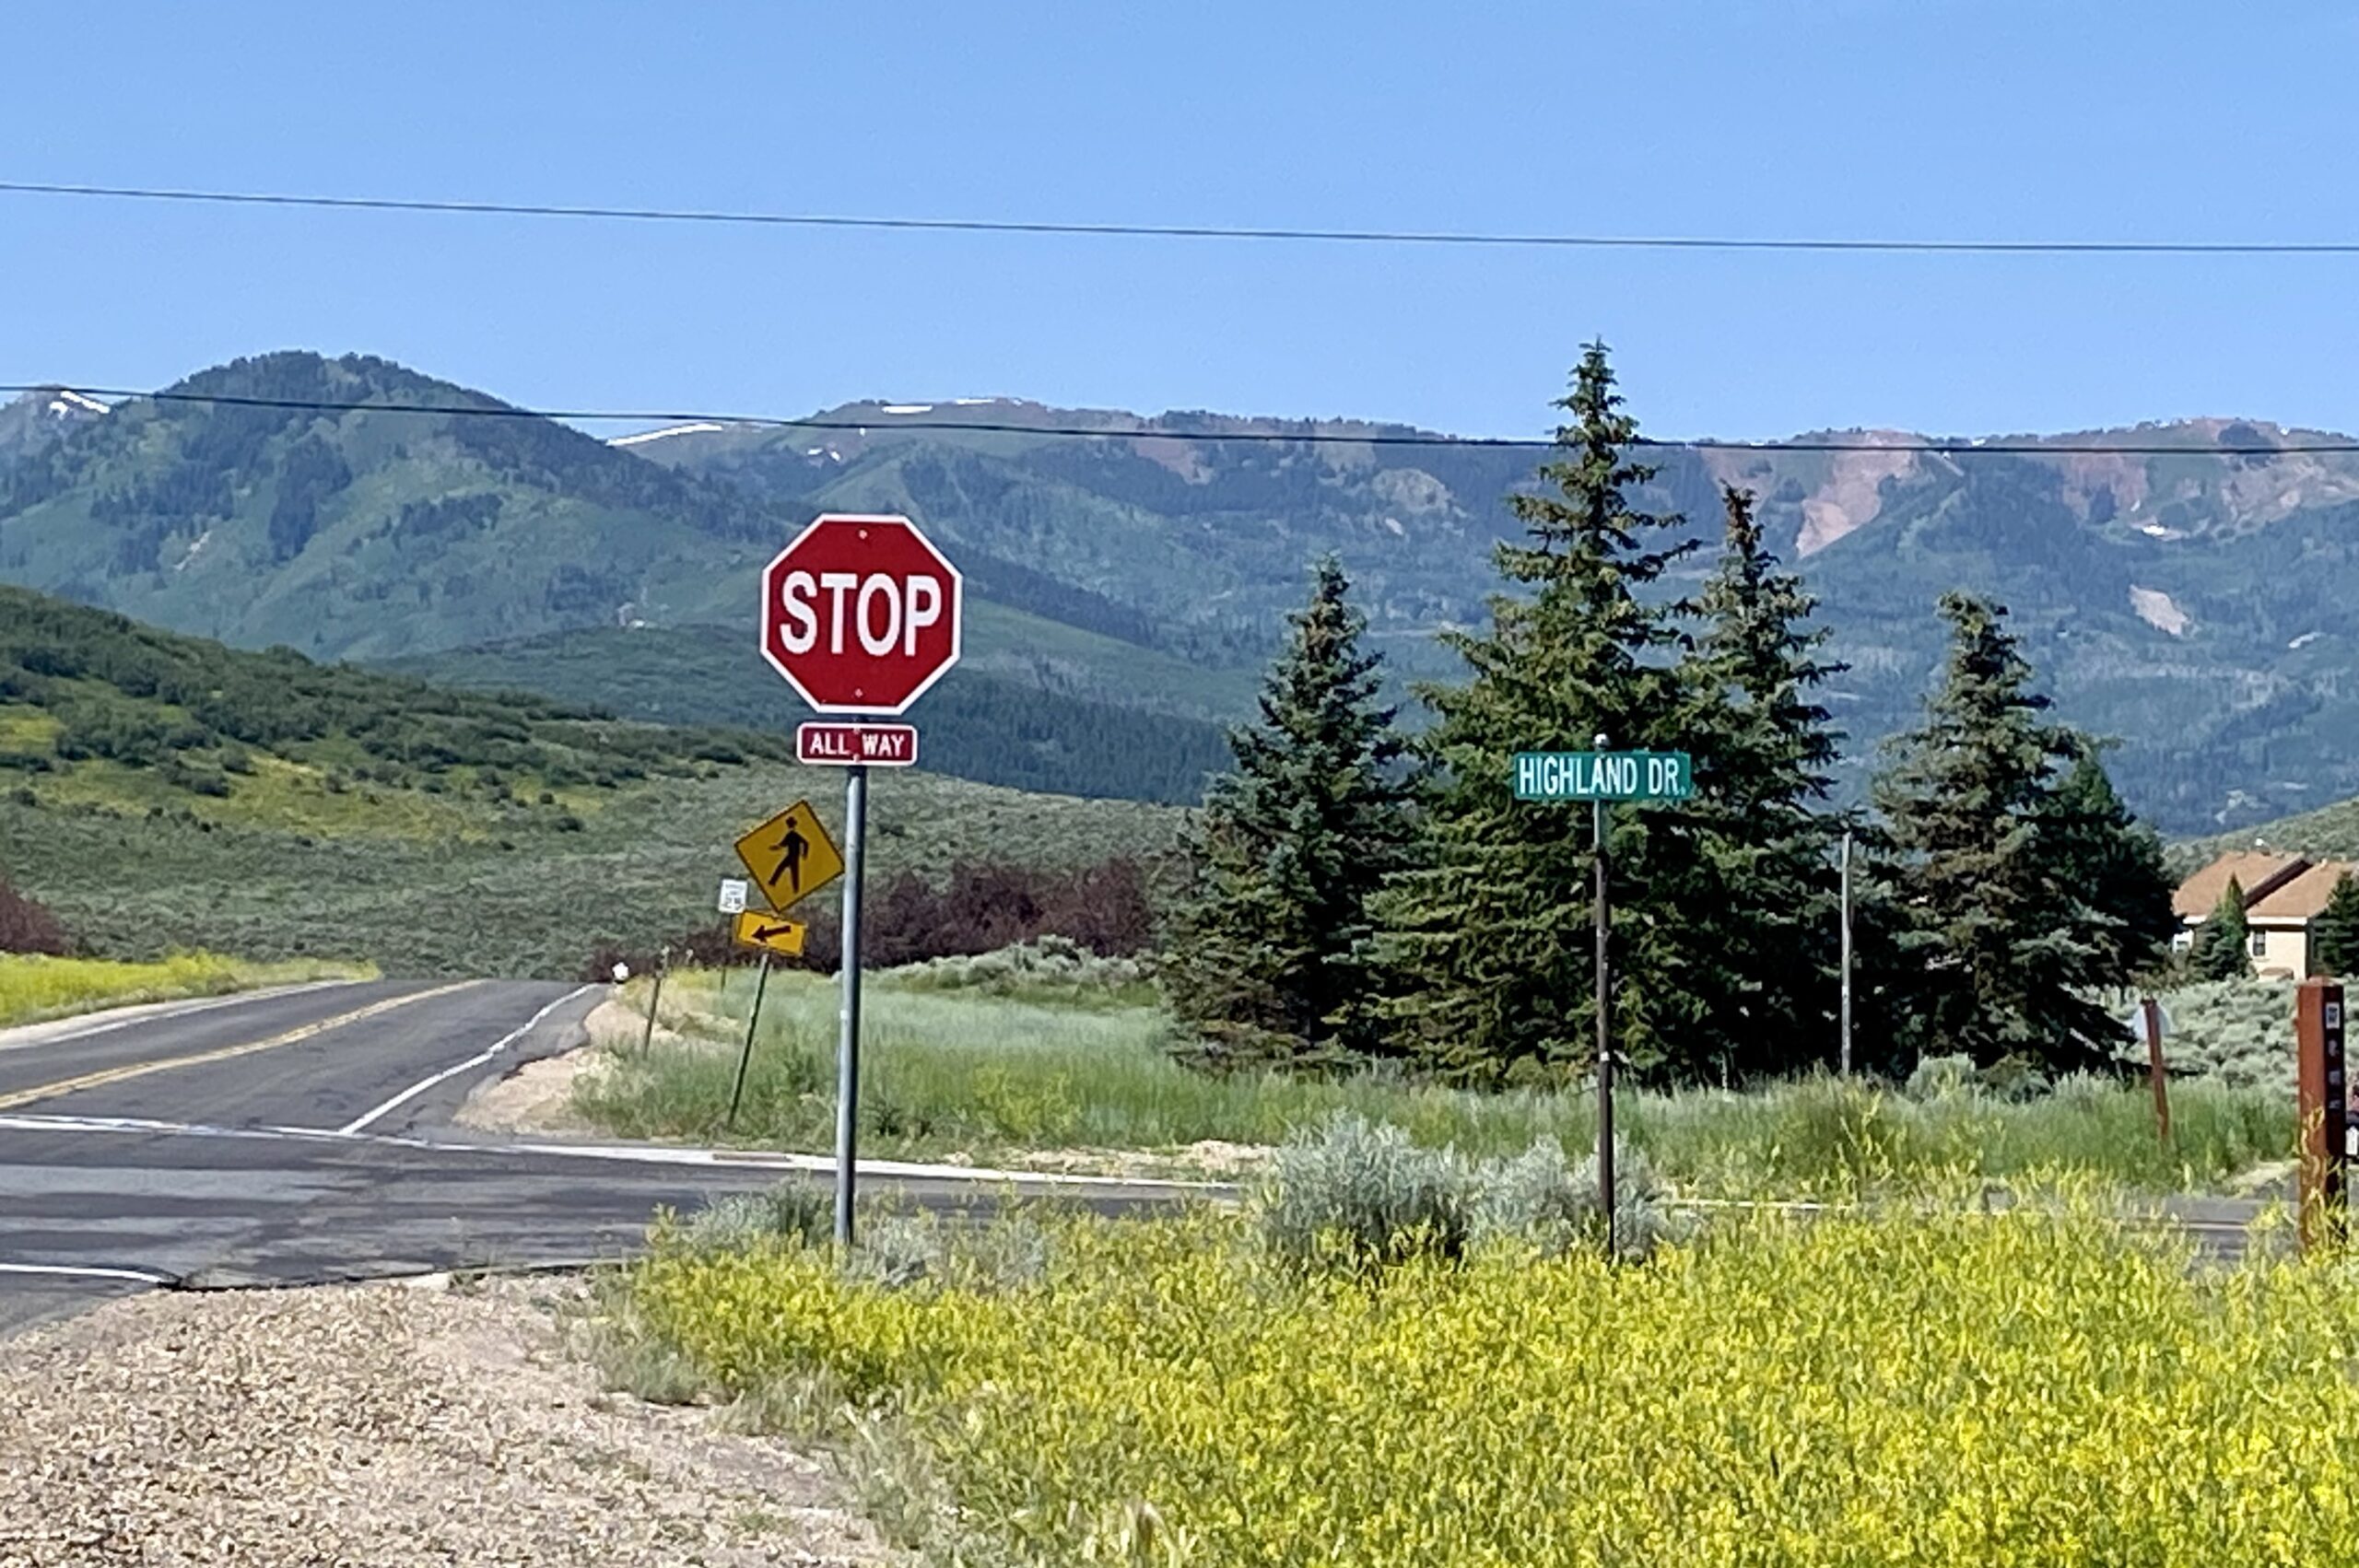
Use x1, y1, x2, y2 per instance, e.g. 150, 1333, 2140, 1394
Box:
6, 179, 2359, 257
0, 383, 2347, 457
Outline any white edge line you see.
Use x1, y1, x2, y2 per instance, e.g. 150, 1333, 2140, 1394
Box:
336, 986, 593, 1136
0, 1261, 174, 1284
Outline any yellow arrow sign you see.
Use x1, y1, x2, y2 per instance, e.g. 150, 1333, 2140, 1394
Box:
732, 800, 845, 911
733, 909, 809, 959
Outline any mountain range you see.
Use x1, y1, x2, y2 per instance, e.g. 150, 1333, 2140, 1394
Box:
1, 349, 2353, 832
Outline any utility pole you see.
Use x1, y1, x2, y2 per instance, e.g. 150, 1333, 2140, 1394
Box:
1838, 829, 1853, 1077
1592, 731, 1615, 1258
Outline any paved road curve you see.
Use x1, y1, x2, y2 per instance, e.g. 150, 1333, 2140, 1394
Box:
0, 979, 1199, 1335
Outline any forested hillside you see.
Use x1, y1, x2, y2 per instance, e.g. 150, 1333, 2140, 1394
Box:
385, 624, 1233, 804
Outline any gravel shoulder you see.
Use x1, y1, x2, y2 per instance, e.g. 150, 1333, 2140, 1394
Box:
0, 1276, 887, 1567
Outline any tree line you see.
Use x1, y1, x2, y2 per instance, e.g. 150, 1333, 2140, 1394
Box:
1162, 345, 2180, 1086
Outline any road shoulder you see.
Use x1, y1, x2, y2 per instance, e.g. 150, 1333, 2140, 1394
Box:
0, 1275, 886, 1567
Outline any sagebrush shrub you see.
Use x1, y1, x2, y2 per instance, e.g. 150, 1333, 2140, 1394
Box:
1255, 1113, 1473, 1270
683, 1181, 832, 1252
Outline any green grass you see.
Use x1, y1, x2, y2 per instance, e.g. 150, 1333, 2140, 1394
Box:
0, 952, 370, 1028
575, 970, 2292, 1194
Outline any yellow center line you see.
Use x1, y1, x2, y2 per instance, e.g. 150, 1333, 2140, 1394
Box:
0, 982, 479, 1112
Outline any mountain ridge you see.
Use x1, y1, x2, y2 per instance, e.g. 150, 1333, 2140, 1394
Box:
5, 352, 2355, 833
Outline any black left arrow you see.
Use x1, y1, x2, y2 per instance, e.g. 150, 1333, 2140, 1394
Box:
754, 922, 795, 942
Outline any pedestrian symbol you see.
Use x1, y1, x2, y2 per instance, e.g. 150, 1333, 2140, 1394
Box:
733, 801, 844, 913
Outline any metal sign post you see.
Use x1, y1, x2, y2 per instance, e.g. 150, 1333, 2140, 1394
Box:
834, 762, 869, 1247
725, 954, 772, 1132
1838, 830, 1854, 1077
1512, 742, 1694, 1260
1591, 755, 1614, 1258
757, 511, 962, 1258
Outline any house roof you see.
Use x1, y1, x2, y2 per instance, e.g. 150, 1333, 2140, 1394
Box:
2248, 860, 2356, 922
2174, 850, 2309, 920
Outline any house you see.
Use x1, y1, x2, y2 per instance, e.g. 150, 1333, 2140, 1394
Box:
2173, 850, 2354, 977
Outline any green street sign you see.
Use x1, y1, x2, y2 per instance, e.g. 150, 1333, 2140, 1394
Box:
1514, 750, 1694, 802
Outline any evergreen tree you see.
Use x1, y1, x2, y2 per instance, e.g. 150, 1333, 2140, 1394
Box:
1373, 343, 1697, 1083
2312, 872, 2359, 977
2188, 877, 2254, 981
1675, 484, 1848, 1078
1161, 556, 1412, 1069
2039, 750, 2177, 980
1870, 592, 2124, 1072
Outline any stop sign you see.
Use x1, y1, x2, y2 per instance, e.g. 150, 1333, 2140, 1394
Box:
759, 513, 963, 714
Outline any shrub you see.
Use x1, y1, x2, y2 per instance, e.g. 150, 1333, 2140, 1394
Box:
0, 879, 69, 955
883, 936, 1149, 997
681, 1181, 833, 1253
1255, 1112, 1474, 1270
1474, 1136, 1677, 1261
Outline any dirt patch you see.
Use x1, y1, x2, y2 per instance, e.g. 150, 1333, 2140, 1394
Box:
983, 1139, 1274, 1181
454, 1050, 604, 1135
0, 1277, 886, 1567
457, 997, 727, 1136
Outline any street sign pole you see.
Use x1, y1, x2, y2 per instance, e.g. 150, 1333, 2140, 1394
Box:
726, 954, 771, 1131
834, 762, 869, 1248
1591, 733, 1615, 1260
1838, 830, 1853, 1077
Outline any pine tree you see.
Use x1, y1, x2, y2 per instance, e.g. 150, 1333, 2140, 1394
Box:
1870, 592, 2124, 1071
2188, 877, 2254, 981
1373, 343, 1697, 1083
2038, 749, 2177, 981
2312, 872, 2359, 977
1675, 484, 1848, 1078
1160, 555, 1412, 1069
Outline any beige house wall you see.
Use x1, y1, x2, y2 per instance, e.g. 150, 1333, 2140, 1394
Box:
2251, 922, 2312, 978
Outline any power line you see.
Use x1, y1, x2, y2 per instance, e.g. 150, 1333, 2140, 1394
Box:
4, 383, 2351, 456
6, 178, 2359, 257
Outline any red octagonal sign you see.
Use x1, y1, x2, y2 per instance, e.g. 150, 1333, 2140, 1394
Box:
759, 513, 963, 715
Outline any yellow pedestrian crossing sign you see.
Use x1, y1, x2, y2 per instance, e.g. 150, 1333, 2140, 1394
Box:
732, 909, 809, 959
733, 800, 843, 912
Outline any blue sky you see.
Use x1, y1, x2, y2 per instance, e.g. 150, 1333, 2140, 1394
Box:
10, 2, 2359, 440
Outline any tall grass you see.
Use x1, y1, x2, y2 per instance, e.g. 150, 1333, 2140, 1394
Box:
574, 969, 2293, 1195
0, 952, 370, 1028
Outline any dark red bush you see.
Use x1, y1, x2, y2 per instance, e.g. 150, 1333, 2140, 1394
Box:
580, 856, 1163, 981
0, 879, 69, 955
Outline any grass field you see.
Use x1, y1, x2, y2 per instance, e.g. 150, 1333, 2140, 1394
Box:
0, 952, 369, 1028
611, 1199, 2355, 1566
0, 765, 1179, 979
577, 968, 2293, 1195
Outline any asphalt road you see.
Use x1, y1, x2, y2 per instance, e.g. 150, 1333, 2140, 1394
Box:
0, 979, 1199, 1336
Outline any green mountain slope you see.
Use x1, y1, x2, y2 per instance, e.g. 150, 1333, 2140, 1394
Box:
382, 621, 1235, 805
7, 357, 2358, 834
0, 586, 1180, 976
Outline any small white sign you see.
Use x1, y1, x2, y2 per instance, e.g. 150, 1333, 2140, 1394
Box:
717, 878, 750, 915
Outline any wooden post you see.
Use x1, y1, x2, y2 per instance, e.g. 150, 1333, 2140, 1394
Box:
639, 945, 669, 1057
2294, 978, 2347, 1252
2140, 995, 2169, 1144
